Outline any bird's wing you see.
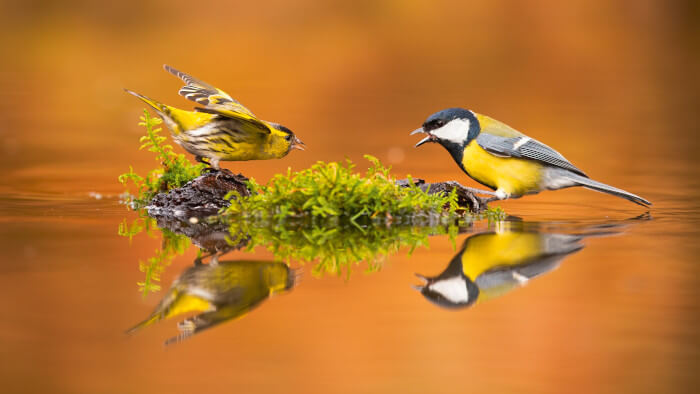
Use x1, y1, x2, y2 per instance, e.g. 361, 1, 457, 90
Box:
473, 113, 586, 176
475, 238, 580, 292
163, 65, 271, 134
476, 132, 587, 177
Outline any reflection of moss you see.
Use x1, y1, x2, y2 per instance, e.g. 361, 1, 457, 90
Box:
118, 214, 156, 242
485, 207, 507, 222
227, 218, 462, 277
119, 216, 192, 296
118, 110, 205, 208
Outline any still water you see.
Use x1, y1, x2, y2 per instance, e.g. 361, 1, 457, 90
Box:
1, 161, 698, 394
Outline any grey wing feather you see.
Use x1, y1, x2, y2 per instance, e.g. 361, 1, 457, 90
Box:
474, 254, 565, 290
163, 64, 256, 117
476, 133, 587, 177
164, 64, 216, 89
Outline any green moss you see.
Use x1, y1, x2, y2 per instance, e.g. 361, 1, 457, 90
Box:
119, 110, 205, 208
223, 155, 459, 222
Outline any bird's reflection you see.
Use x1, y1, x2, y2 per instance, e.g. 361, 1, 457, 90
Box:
128, 259, 298, 345
414, 221, 629, 309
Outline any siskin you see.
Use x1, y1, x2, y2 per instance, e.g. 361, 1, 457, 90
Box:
125, 65, 304, 169
127, 259, 298, 345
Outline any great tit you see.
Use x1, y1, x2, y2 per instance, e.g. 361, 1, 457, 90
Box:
411, 108, 650, 206
414, 229, 585, 309
125, 65, 305, 169
127, 259, 298, 345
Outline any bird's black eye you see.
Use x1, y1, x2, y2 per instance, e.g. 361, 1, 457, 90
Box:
285, 134, 292, 141
424, 119, 445, 131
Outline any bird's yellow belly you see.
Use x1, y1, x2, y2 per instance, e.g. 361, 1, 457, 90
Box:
461, 142, 543, 196
461, 232, 544, 302
178, 131, 277, 161
216, 141, 275, 161
461, 232, 544, 280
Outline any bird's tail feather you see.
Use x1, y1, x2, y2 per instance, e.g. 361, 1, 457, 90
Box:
125, 313, 162, 335
566, 173, 651, 207
125, 289, 180, 335
124, 88, 186, 135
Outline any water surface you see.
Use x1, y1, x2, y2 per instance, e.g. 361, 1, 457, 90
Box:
1, 2, 699, 393
1, 171, 698, 394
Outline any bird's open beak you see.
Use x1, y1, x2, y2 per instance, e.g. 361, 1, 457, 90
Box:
411, 273, 429, 291
410, 127, 434, 147
291, 136, 306, 151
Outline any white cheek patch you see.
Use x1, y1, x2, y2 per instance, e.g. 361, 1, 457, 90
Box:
428, 276, 469, 303
431, 118, 471, 144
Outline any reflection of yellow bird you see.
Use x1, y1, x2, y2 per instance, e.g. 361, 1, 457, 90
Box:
414, 230, 584, 309
125, 65, 304, 169
411, 108, 651, 206
127, 260, 298, 345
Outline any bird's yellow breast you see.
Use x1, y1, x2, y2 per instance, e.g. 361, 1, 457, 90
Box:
461, 141, 543, 196
460, 232, 543, 280
165, 293, 213, 319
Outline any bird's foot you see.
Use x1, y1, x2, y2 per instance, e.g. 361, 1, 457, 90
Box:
200, 166, 235, 177
483, 190, 511, 203
200, 166, 218, 174
193, 251, 221, 266
443, 182, 497, 196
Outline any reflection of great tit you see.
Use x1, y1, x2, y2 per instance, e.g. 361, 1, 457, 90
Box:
414, 230, 584, 309
127, 260, 298, 345
411, 108, 651, 206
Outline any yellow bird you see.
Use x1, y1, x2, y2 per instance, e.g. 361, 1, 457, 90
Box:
414, 229, 584, 309
411, 108, 650, 206
126, 259, 298, 345
125, 65, 304, 169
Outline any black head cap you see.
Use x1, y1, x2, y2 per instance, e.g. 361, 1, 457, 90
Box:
423, 108, 476, 131
274, 123, 293, 135
417, 108, 480, 169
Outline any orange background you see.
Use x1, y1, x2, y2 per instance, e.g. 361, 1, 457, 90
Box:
0, 1, 699, 394
1, 1, 698, 198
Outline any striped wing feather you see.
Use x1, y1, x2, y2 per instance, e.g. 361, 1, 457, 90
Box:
476, 131, 587, 177
163, 65, 271, 134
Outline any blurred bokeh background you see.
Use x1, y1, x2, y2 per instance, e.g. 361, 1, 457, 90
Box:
1, 1, 699, 394
1, 0, 698, 198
